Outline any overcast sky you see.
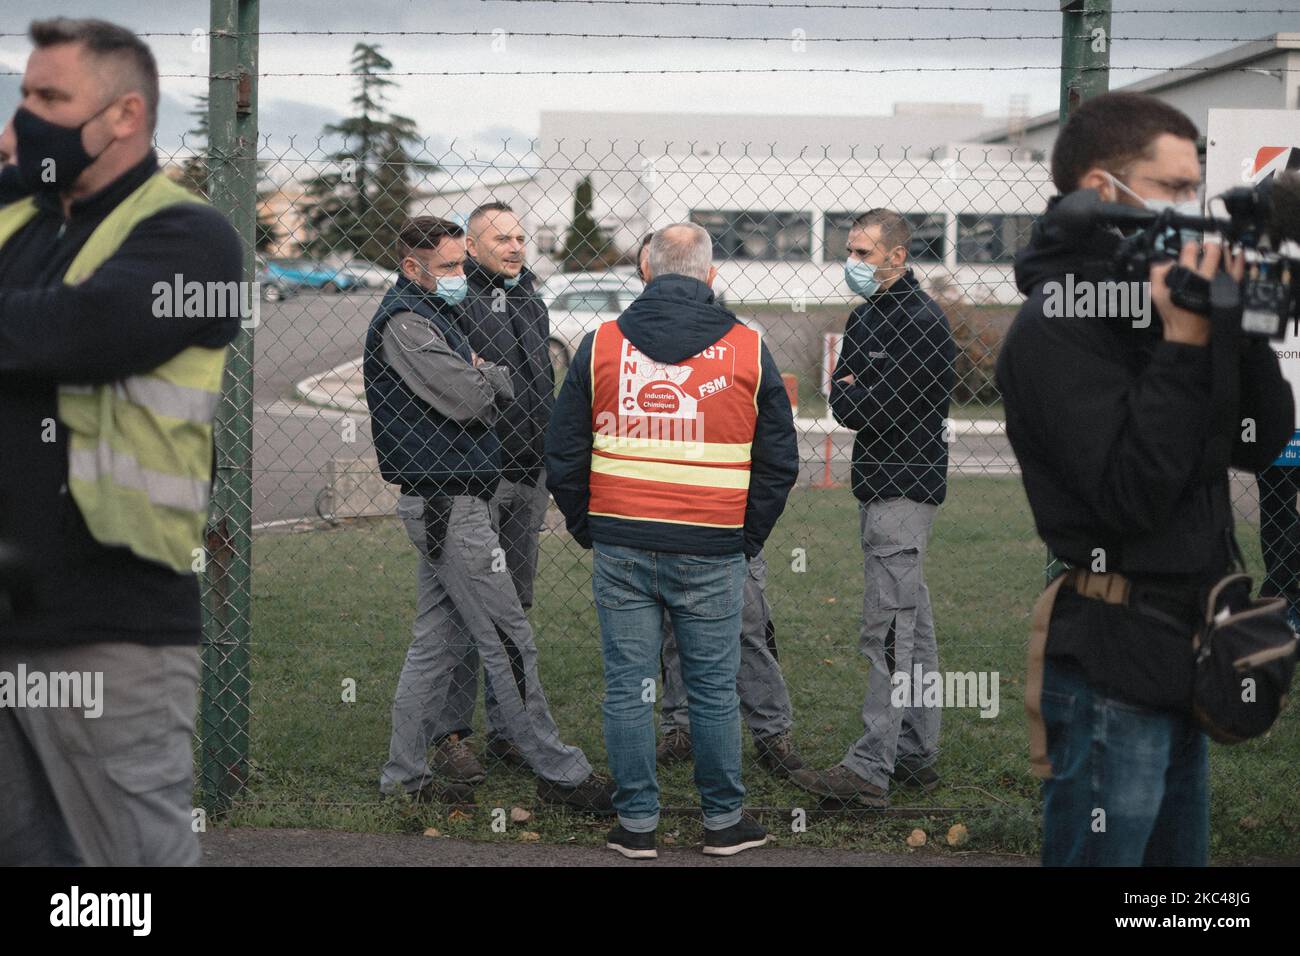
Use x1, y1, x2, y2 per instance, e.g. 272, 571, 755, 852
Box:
0, 0, 1294, 155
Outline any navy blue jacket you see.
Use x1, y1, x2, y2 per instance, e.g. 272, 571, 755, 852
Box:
830, 269, 955, 505
363, 276, 501, 499
457, 258, 552, 483
0, 151, 241, 645
545, 273, 798, 557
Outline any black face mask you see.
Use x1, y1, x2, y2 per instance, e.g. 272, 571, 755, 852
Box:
0, 164, 31, 206
12, 101, 116, 194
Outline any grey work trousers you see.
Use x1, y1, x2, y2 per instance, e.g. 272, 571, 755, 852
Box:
840, 497, 941, 790
0, 640, 202, 866
490, 470, 549, 612
380, 493, 592, 793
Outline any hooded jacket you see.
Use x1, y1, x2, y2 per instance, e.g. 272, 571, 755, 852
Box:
545, 273, 798, 557
996, 193, 1293, 708
998, 195, 1292, 585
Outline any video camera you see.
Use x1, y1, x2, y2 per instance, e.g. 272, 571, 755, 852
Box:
1053, 170, 1300, 340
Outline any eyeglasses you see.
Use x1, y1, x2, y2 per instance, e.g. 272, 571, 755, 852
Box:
1130, 175, 1203, 204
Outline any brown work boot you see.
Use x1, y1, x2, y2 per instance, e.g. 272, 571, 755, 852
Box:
656, 728, 693, 766
891, 760, 942, 793
484, 735, 528, 770
431, 733, 486, 784
755, 732, 834, 794
809, 764, 890, 808
537, 773, 616, 814
412, 779, 477, 805
754, 731, 809, 778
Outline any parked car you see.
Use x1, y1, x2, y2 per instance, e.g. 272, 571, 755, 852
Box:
255, 257, 297, 302
264, 257, 359, 293
544, 273, 760, 384
323, 256, 398, 290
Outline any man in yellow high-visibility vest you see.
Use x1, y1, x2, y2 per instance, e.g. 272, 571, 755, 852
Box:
0, 18, 241, 866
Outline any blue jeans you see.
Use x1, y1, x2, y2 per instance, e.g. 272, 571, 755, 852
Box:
593, 543, 747, 833
1040, 657, 1209, 866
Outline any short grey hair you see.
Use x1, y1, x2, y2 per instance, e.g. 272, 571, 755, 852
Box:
647, 223, 713, 281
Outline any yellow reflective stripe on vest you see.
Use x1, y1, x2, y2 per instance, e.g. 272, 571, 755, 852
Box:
0, 172, 226, 574
590, 454, 752, 489
591, 432, 753, 463
0, 196, 38, 247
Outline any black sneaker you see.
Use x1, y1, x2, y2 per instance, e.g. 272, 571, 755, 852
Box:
606, 824, 658, 859
537, 773, 616, 814
702, 815, 769, 857
891, 761, 941, 793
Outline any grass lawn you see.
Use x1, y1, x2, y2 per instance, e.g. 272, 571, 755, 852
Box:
218, 477, 1299, 860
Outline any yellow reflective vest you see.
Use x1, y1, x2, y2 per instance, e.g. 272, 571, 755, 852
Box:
0, 172, 228, 574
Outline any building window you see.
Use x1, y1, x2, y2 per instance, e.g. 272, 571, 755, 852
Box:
689, 210, 812, 261
956, 214, 1035, 264
534, 224, 559, 256
823, 212, 946, 263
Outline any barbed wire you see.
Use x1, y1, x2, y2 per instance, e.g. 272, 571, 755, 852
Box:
0, 30, 1279, 41
476, 0, 1298, 12
26, 63, 1276, 78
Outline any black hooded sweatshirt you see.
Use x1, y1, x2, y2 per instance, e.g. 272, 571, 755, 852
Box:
545, 273, 798, 558
996, 194, 1293, 707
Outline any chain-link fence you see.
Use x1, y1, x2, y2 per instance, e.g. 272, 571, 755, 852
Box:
177, 133, 1298, 856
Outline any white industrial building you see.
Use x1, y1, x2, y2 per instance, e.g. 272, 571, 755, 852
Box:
412, 103, 1047, 305
409, 33, 1300, 306
985, 33, 1300, 155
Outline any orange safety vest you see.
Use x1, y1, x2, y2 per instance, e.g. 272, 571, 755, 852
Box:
588, 319, 762, 529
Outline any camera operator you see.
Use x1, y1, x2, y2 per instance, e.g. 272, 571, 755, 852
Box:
996, 92, 1294, 867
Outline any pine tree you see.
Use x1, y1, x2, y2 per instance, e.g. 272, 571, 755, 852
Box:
177, 93, 210, 198
302, 44, 430, 269
559, 176, 616, 272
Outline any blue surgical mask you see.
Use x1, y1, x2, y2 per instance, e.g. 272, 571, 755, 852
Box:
845, 259, 880, 298
1105, 172, 1202, 250
434, 274, 468, 306
1148, 197, 1204, 253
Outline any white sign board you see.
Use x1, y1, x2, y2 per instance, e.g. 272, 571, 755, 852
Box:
1206, 109, 1300, 465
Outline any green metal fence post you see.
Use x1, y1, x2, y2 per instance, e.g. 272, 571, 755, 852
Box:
200, 0, 259, 815
1045, 0, 1111, 584
1059, 0, 1112, 123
